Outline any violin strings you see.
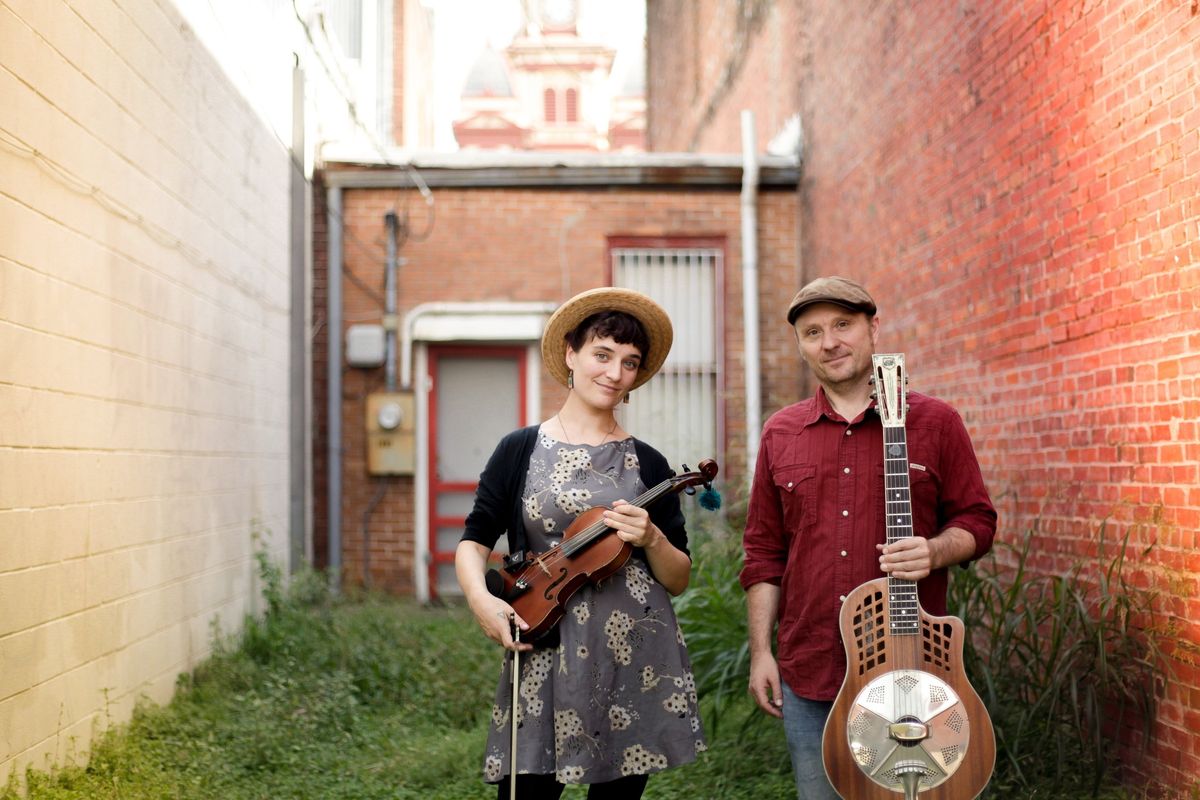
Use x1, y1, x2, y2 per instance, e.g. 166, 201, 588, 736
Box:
520, 476, 684, 575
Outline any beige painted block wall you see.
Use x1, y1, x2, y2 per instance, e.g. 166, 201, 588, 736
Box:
0, 0, 292, 782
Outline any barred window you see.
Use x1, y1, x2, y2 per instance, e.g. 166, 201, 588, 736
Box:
613, 245, 722, 472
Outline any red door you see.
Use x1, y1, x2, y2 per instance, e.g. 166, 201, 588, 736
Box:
427, 346, 527, 599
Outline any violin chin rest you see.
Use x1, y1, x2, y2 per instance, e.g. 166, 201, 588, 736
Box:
485, 568, 506, 598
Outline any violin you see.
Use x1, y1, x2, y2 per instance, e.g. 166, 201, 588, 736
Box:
485, 459, 719, 641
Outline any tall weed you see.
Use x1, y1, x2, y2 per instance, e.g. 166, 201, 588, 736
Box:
949, 523, 1168, 798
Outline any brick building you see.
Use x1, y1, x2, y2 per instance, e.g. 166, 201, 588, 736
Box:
313, 153, 799, 597
646, 0, 1199, 791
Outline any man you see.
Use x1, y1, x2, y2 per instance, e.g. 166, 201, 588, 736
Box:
739, 275, 997, 799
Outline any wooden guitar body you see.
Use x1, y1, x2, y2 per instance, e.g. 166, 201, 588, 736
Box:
821, 576, 995, 799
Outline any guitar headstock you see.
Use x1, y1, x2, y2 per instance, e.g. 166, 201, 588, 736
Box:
871, 353, 907, 428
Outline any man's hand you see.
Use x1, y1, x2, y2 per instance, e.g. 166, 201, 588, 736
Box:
749, 652, 785, 718
877, 536, 934, 581
878, 527, 978, 581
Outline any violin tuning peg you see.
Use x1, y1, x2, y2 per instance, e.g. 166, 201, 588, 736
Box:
681, 463, 691, 473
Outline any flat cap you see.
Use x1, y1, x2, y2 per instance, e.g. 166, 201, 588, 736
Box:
785, 275, 877, 325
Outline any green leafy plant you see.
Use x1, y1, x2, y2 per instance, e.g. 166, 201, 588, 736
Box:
950, 523, 1169, 798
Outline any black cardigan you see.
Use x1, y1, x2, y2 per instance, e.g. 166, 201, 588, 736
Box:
460, 425, 690, 559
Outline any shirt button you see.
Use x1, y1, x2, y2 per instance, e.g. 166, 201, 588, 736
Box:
842, 510, 849, 517
787, 482, 793, 489
839, 594, 847, 602
843, 467, 850, 474
845, 430, 853, 436
840, 550, 848, 557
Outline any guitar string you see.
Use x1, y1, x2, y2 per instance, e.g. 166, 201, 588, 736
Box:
885, 423, 918, 724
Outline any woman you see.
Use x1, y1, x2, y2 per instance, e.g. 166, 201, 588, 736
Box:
456, 287, 706, 799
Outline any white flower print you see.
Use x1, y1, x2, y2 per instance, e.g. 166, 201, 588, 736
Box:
571, 602, 591, 625
554, 708, 588, 754
557, 765, 587, 783
620, 744, 669, 775
484, 753, 503, 782
623, 451, 639, 470
558, 447, 592, 471
641, 665, 660, 691
491, 704, 509, 730
609, 704, 634, 730
520, 649, 554, 718
663, 692, 689, 715
555, 487, 592, 515
625, 561, 652, 605
524, 495, 541, 520
604, 610, 636, 665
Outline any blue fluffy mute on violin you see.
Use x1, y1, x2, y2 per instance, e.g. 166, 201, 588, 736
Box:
698, 487, 722, 511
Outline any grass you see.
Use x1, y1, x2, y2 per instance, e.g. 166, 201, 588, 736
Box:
3, 516, 1171, 799
3, 565, 793, 800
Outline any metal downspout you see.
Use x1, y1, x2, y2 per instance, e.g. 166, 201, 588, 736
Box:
327, 185, 343, 592
288, 58, 308, 574
360, 211, 401, 590
741, 110, 762, 473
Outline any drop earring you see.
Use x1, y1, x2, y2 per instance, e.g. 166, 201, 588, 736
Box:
622, 391, 630, 404
567, 370, 574, 389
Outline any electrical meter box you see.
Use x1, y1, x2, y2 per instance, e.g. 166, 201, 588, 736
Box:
366, 392, 415, 475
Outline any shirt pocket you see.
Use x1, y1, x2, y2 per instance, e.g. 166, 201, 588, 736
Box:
772, 464, 817, 536
908, 466, 939, 537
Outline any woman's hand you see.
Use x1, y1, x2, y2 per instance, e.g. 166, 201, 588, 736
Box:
468, 593, 533, 652
604, 500, 663, 549
604, 500, 692, 595
456, 540, 532, 652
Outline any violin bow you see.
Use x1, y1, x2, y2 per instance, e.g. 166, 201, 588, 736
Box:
509, 619, 519, 800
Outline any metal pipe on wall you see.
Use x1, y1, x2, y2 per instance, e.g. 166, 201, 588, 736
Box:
288, 59, 309, 574
326, 185, 344, 592
384, 211, 398, 392
741, 110, 762, 473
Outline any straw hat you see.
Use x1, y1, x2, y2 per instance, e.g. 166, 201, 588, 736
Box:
541, 287, 673, 391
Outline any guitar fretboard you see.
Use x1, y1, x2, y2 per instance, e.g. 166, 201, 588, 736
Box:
883, 425, 919, 635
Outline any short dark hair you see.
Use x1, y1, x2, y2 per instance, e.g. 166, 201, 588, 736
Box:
565, 311, 650, 362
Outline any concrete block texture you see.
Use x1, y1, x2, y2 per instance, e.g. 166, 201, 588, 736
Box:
0, 0, 291, 783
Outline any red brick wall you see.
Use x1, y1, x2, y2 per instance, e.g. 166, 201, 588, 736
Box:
647, 0, 1200, 790
647, 0, 803, 153
312, 181, 800, 591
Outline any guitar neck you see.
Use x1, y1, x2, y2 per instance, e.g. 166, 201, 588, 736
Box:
883, 423, 919, 636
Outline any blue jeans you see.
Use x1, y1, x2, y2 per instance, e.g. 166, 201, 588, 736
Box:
781, 682, 839, 800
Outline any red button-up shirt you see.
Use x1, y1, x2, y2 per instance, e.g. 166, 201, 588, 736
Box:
740, 387, 997, 701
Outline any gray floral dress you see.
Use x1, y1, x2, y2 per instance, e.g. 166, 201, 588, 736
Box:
482, 430, 706, 785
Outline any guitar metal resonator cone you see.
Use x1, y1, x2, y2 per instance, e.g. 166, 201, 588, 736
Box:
845, 669, 970, 794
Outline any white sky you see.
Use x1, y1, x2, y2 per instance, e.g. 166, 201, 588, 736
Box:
425, 0, 646, 149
